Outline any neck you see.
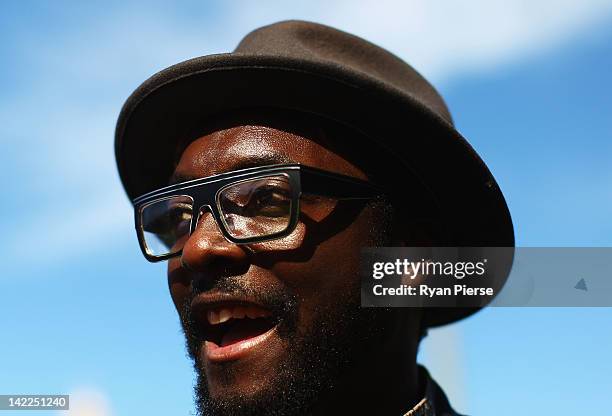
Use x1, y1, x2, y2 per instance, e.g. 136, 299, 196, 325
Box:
309, 320, 422, 415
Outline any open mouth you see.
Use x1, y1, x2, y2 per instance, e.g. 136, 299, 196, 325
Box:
193, 302, 279, 362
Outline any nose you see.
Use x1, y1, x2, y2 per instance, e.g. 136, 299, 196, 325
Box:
180, 206, 249, 273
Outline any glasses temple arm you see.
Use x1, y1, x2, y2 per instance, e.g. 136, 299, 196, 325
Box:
299, 166, 385, 200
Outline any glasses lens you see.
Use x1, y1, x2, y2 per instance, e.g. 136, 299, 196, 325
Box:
218, 175, 293, 240
140, 195, 194, 257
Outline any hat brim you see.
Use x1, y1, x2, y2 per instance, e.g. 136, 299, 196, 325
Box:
115, 54, 514, 327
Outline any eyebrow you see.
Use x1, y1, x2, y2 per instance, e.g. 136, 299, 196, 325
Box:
169, 152, 296, 185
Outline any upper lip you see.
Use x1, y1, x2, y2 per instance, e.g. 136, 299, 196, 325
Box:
191, 292, 275, 326
191, 292, 271, 314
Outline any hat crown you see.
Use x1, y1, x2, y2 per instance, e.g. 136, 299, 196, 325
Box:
115, 20, 514, 326
235, 20, 453, 125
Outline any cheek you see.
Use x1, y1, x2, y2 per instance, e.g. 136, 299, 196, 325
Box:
295, 241, 362, 292
258, 204, 376, 293
275, 235, 364, 335
271, 218, 369, 314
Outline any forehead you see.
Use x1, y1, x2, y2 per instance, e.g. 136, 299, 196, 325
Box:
173, 112, 368, 181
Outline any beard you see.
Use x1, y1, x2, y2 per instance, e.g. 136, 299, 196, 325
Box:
178, 275, 387, 416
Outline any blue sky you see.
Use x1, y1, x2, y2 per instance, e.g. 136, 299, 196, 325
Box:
1, 1, 611, 415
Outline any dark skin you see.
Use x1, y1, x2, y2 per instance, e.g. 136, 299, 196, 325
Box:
167, 112, 424, 416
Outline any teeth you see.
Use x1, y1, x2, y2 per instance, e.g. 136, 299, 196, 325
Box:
233, 306, 246, 319
206, 305, 271, 325
218, 308, 232, 324
246, 307, 261, 319
207, 310, 219, 325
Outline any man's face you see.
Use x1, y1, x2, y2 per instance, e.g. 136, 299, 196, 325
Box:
167, 115, 397, 415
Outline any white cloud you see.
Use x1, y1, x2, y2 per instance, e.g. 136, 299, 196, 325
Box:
61, 387, 113, 416
224, 0, 612, 81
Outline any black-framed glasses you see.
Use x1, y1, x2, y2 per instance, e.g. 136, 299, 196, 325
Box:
133, 164, 384, 262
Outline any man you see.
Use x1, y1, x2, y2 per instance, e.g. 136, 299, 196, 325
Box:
115, 21, 514, 416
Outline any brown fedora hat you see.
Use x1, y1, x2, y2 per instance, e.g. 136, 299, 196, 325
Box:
115, 20, 514, 327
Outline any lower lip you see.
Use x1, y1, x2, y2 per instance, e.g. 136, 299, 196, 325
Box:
204, 325, 278, 362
